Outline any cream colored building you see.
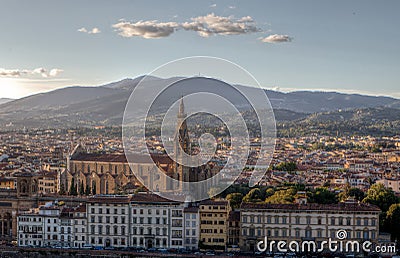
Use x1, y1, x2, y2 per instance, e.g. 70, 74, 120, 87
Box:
240, 201, 380, 252
376, 179, 400, 193
199, 200, 231, 251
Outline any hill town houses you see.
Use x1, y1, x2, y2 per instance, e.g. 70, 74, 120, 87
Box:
16, 193, 383, 252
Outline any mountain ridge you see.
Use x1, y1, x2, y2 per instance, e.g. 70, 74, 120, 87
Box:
0, 76, 398, 129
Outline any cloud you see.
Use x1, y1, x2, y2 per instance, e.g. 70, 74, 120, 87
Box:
0, 67, 63, 78
209, 3, 217, 8
32, 67, 48, 77
112, 20, 179, 39
228, 6, 236, 9
0, 69, 24, 77
182, 13, 260, 37
49, 68, 64, 77
260, 34, 293, 43
77, 27, 101, 34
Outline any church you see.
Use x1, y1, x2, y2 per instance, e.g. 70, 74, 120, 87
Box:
60, 98, 218, 195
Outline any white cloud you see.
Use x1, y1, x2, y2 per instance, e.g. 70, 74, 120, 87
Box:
49, 69, 64, 77
77, 27, 101, 34
0, 67, 63, 78
77, 27, 88, 33
32, 67, 48, 77
112, 20, 179, 39
210, 3, 217, 8
182, 13, 260, 37
0, 69, 24, 77
228, 5, 236, 9
260, 34, 293, 43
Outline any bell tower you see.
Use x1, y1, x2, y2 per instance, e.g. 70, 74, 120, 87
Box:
174, 97, 191, 189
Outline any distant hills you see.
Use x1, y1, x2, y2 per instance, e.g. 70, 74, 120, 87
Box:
0, 76, 399, 132
0, 98, 14, 105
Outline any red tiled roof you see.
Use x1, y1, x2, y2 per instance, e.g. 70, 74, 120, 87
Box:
130, 193, 179, 204
71, 153, 173, 165
240, 202, 381, 212
88, 195, 131, 204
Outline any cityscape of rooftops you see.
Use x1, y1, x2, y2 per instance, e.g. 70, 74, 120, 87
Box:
1, 1, 400, 257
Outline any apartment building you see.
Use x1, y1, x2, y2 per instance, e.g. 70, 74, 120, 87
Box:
183, 206, 199, 250
240, 200, 381, 252
17, 204, 61, 247
199, 200, 231, 250
71, 205, 87, 248
87, 195, 130, 248
130, 193, 184, 249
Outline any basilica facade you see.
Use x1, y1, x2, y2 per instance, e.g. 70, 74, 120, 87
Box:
60, 98, 218, 195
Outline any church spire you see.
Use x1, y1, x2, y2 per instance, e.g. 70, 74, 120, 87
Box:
178, 96, 186, 118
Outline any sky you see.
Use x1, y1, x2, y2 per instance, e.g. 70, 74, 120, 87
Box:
0, 0, 399, 99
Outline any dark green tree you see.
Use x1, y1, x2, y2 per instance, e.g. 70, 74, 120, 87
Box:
265, 188, 296, 204
243, 188, 262, 203
363, 183, 398, 212
309, 187, 337, 204
338, 185, 365, 202
69, 178, 77, 196
226, 193, 243, 209
385, 203, 400, 241
79, 180, 85, 196
92, 182, 97, 195
85, 184, 91, 195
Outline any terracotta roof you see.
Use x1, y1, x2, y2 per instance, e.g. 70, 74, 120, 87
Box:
71, 153, 173, 165
240, 202, 381, 212
184, 206, 199, 213
200, 199, 229, 206
130, 193, 179, 204
88, 195, 131, 204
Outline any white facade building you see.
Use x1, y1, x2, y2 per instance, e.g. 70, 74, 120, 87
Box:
183, 206, 199, 250
87, 196, 130, 248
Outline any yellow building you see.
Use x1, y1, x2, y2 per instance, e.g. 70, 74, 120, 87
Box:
0, 177, 16, 189
38, 171, 59, 195
199, 199, 231, 251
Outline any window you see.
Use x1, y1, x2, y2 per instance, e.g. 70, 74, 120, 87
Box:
317, 218, 322, 225
347, 218, 351, 226
364, 218, 369, 226
306, 217, 311, 224
331, 217, 335, 225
